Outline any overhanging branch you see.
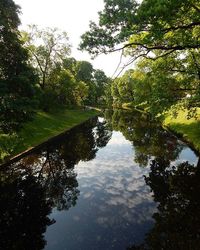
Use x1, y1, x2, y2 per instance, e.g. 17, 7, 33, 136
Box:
109, 43, 200, 53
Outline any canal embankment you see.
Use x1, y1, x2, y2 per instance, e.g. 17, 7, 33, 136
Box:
0, 108, 100, 164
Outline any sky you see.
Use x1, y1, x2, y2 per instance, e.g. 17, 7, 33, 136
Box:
14, 0, 126, 77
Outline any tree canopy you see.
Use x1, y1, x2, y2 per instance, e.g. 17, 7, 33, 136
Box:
80, 0, 200, 115
80, 0, 200, 60
22, 25, 71, 90
0, 0, 36, 132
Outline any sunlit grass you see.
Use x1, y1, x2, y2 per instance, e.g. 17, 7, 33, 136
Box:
164, 108, 200, 151
2, 108, 99, 159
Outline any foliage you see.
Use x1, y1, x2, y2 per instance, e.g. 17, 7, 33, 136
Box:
22, 24, 109, 109
0, 0, 37, 133
111, 70, 135, 107
107, 49, 200, 116
22, 25, 71, 90
80, 0, 200, 58
80, 0, 200, 116
0, 133, 20, 160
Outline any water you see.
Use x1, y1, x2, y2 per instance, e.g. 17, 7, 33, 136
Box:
0, 109, 199, 250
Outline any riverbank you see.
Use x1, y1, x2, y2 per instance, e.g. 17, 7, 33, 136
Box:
163, 108, 200, 152
115, 104, 200, 152
0, 108, 99, 162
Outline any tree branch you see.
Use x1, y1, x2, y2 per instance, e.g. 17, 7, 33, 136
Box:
109, 43, 200, 53
191, 4, 200, 13
163, 21, 200, 33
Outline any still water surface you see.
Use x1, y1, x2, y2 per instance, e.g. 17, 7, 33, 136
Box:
0, 110, 199, 250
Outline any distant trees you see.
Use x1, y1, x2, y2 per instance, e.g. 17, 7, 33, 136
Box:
0, 0, 37, 132
21, 26, 109, 110
109, 52, 200, 116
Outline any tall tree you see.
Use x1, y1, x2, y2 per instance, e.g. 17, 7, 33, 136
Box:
93, 69, 109, 103
74, 60, 94, 83
22, 25, 71, 90
0, 0, 36, 132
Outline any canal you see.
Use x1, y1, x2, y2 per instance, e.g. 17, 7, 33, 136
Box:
0, 109, 199, 250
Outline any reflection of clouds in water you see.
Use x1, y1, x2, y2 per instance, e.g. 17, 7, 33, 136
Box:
74, 131, 156, 227
106, 131, 132, 146
172, 147, 198, 166
83, 192, 93, 199
73, 215, 80, 221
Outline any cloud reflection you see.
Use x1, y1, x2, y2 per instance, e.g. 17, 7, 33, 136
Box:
75, 131, 157, 228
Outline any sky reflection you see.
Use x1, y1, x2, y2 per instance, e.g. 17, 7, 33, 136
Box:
45, 130, 157, 250
2, 111, 198, 250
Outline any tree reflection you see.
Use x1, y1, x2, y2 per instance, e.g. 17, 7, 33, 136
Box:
0, 171, 53, 250
0, 116, 111, 249
96, 118, 112, 148
128, 157, 200, 250
105, 109, 183, 166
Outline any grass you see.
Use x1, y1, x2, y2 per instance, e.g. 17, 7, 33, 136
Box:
163, 108, 200, 151
1, 107, 99, 160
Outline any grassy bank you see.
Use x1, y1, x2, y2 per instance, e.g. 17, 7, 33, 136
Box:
164, 108, 200, 151
1, 108, 99, 162
120, 103, 200, 152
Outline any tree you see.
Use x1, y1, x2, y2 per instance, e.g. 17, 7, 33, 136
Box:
63, 57, 77, 75
80, 0, 200, 59
23, 25, 71, 90
73, 81, 89, 106
0, 0, 37, 132
133, 53, 200, 115
74, 60, 94, 82
93, 69, 109, 104
48, 67, 77, 105
74, 61, 96, 105
80, 0, 200, 112
111, 70, 135, 107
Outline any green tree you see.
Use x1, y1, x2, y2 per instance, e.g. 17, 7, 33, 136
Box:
80, 0, 200, 113
93, 69, 109, 104
134, 52, 200, 115
80, 0, 200, 58
63, 57, 77, 75
111, 70, 135, 107
73, 81, 89, 106
0, 0, 37, 132
23, 25, 71, 90
75, 60, 94, 83
70, 60, 95, 105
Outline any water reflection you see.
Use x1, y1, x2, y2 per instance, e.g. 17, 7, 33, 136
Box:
0, 171, 53, 250
128, 158, 200, 250
104, 109, 184, 166
0, 117, 112, 249
0, 110, 199, 250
